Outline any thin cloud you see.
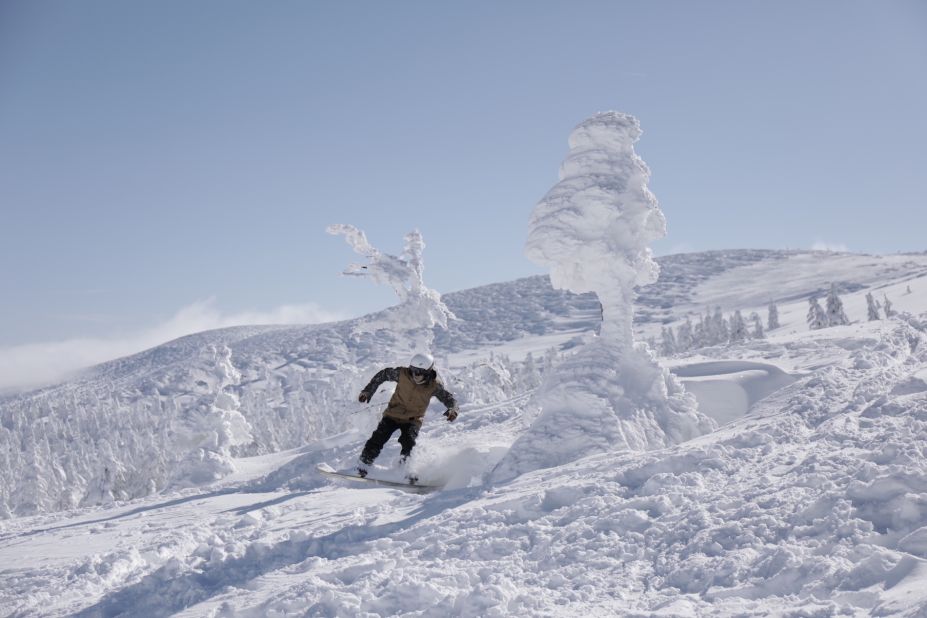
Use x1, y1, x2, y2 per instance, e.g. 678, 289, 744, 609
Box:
0, 299, 345, 393
811, 240, 849, 253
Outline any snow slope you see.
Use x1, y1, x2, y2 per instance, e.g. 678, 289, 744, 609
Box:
3, 249, 927, 616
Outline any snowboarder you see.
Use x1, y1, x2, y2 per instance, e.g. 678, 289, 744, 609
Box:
355, 353, 459, 478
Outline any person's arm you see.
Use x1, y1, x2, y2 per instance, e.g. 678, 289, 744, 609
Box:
358, 367, 400, 402
433, 380, 459, 421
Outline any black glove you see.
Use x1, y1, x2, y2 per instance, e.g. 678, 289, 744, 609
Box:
358, 391, 370, 403
444, 407, 459, 422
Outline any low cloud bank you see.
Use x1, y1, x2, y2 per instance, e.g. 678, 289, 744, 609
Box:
0, 299, 344, 392
812, 240, 849, 253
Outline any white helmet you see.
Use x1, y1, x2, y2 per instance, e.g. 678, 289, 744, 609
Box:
410, 353, 434, 371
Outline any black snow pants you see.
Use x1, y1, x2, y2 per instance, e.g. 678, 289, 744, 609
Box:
360, 417, 420, 465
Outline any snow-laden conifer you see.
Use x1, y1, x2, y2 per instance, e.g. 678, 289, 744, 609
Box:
494, 112, 711, 481
807, 295, 828, 330
660, 326, 678, 356
711, 307, 729, 345
729, 310, 748, 343
750, 312, 765, 339
884, 294, 896, 317
767, 300, 780, 330
825, 283, 849, 326
676, 318, 694, 352
692, 311, 709, 349
171, 345, 252, 487
866, 292, 881, 321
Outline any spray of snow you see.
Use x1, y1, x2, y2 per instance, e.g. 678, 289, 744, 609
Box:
495, 112, 712, 481
327, 224, 454, 359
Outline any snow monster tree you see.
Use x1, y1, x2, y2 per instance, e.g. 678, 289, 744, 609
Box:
494, 112, 713, 481
326, 224, 454, 361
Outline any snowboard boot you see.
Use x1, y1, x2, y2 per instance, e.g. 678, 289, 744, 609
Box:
399, 455, 417, 485
356, 457, 371, 478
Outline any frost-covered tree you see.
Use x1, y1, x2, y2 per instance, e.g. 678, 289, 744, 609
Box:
692, 312, 709, 349
884, 294, 896, 317
517, 352, 543, 391
710, 307, 729, 345
660, 326, 678, 356
750, 312, 765, 339
84, 440, 128, 507
767, 300, 780, 331
12, 426, 49, 515
495, 112, 711, 482
866, 292, 881, 321
807, 295, 828, 330
825, 283, 849, 326
0, 429, 12, 517
676, 318, 694, 352
729, 310, 748, 343
171, 346, 253, 487
327, 225, 454, 359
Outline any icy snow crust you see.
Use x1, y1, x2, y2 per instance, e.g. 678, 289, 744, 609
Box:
3, 250, 927, 615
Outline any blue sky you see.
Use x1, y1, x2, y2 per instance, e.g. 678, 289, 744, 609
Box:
1, 1, 926, 381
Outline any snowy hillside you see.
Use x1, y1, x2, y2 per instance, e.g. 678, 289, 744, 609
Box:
3, 248, 900, 519
3, 249, 927, 616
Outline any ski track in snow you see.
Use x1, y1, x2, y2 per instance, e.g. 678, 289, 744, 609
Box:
3, 250, 927, 616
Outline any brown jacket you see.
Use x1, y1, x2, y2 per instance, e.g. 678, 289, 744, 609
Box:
361, 367, 457, 426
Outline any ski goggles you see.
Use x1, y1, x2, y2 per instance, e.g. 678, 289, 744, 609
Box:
410, 367, 429, 379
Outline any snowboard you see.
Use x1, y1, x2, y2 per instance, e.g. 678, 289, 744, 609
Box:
316, 465, 440, 494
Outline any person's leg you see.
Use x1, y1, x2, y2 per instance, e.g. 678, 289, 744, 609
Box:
397, 422, 420, 461
360, 417, 399, 467
397, 422, 421, 483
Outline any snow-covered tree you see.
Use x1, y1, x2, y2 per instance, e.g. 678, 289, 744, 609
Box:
327, 225, 455, 358
884, 294, 896, 317
660, 326, 678, 356
750, 312, 765, 339
171, 346, 253, 487
710, 307, 729, 345
767, 300, 780, 331
866, 292, 881, 321
84, 439, 128, 507
676, 318, 694, 352
495, 112, 711, 481
517, 352, 543, 391
825, 283, 849, 326
692, 312, 709, 349
729, 310, 748, 343
807, 296, 828, 330
12, 426, 49, 515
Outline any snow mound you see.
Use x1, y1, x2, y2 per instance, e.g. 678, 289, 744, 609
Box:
493, 341, 711, 481
672, 360, 799, 425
